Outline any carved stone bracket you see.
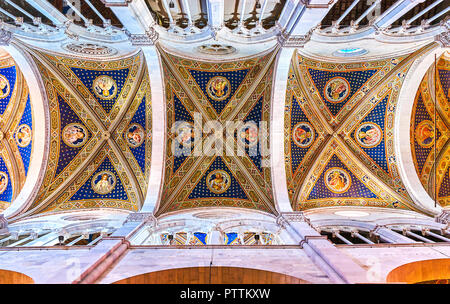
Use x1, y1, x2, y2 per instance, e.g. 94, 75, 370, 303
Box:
277, 212, 311, 228
128, 27, 159, 46
277, 28, 313, 48
0, 29, 12, 46
0, 214, 8, 235
435, 31, 449, 48
125, 212, 156, 225
435, 210, 450, 225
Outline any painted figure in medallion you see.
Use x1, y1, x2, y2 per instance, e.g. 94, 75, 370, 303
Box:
0, 172, 8, 194
125, 123, 145, 148
207, 170, 231, 194
91, 171, 116, 195
325, 168, 351, 193
292, 123, 314, 147
206, 76, 231, 101
415, 120, 435, 148
15, 124, 32, 148
356, 123, 382, 148
324, 77, 349, 103
62, 124, 88, 147
0, 75, 10, 99
93, 75, 117, 100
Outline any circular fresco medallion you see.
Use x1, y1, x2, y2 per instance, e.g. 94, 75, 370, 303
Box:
355, 122, 382, 148
292, 122, 315, 148
91, 170, 116, 195
174, 121, 194, 146
0, 172, 8, 194
62, 123, 89, 148
92, 75, 117, 100
0, 75, 10, 99
324, 77, 350, 103
206, 170, 231, 194
415, 120, 435, 148
206, 76, 231, 101
324, 167, 351, 194
15, 124, 32, 148
238, 123, 258, 147
125, 123, 145, 148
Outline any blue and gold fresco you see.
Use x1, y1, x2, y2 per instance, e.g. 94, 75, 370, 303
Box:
0, 57, 33, 210
411, 55, 449, 207
159, 49, 276, 215
27, 51, 150, 214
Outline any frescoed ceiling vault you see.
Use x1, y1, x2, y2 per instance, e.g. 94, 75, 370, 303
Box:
20, 48, 151, 215
156, 47, 278, 216
285, 44, 437, 212
0, 55, 33, 211
411, 54, 449, 208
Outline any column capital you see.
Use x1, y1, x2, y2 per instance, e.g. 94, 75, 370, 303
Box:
435, 31, 449, 48
277, 212, 311, 228
277, 28, 314, 47
0, 214, 8, 234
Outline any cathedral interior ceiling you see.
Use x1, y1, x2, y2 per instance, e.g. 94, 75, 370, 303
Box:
0, 55, 32, 212
17, 46, 152, 217
285, 44, 438, 213
156, 46, 278, 216
411, 54, 449, 208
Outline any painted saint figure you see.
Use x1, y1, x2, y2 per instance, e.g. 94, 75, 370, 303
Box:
292, 123, 314, 147
91, 171, 116, 194
325, 168, 351, 193
62, 124, 88, 147
207, 170, 231, 194
239, 125, 258, 147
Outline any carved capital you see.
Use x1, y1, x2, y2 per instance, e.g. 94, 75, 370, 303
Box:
278, 29, 313, 48
277, 212, 310, 229
0, 29, 12, 46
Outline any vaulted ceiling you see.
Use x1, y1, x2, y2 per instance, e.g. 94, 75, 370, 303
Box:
19, 47, 152, 216
0, 53, 32, 211
284, 45, 437, 212
411, 54, 449, 208
156, 46, 277, 216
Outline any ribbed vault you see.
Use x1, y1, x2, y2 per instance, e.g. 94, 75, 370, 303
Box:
16, 46, 152, 216
285, 44, 437, 212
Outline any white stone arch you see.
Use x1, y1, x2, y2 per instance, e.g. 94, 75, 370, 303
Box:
0, 40, 50, 219
271, 47, 296, 213
395, 44, 447, 215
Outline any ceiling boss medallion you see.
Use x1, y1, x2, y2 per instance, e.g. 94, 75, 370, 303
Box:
15, 124, 32, 148
92, 75, 118, 100
62, 123, 89, 148
324, 77, 350, 103
355, 122, 382, 148
292, 122, 314, 148
206, 76, 231, 101
0, 75, 10, 99
415, 120, 435, 148
206, 170, 231, 194
0, 172, 7, 194
325, 168, 352, 194
125, 123, 145, 148
91, 171, 116, 195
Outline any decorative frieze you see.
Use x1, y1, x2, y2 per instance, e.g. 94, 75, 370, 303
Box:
125, 212, 156, 224
128, 27, 159, 46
